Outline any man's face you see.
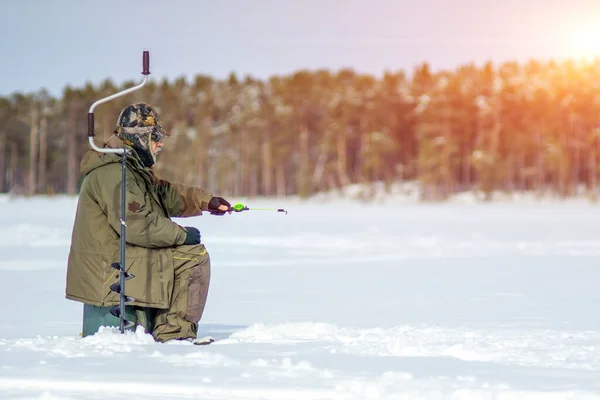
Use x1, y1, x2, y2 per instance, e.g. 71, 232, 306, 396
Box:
150, 139, 163, 159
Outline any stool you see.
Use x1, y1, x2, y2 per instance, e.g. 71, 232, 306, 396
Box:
82, 304, 157, 337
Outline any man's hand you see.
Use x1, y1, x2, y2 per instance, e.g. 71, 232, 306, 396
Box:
208, 196, 231, 215
183, 226, 201, 245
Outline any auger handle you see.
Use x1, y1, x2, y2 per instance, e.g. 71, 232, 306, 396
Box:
88, 51, 150, 154
142, 51, 150, 75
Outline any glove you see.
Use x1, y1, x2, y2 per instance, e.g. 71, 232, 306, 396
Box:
208, 196, 231, 215
183, 226, 201, 245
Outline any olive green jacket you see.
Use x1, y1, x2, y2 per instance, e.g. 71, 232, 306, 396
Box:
65, 135, 213, 308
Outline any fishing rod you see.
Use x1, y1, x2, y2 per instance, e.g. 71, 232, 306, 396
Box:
211, 202, 288, 215
88, 51, 150, 333
230, 203, 288, 214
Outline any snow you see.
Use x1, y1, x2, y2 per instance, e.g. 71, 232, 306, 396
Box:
1, 194, 600, 399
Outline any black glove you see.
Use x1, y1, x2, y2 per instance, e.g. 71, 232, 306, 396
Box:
208, 196, 231, 215
183, 226, 201, 245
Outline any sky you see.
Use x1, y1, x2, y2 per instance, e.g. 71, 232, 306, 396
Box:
1, 0, 600, 97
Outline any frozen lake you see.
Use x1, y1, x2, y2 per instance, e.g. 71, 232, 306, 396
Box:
1, 195, 600, 399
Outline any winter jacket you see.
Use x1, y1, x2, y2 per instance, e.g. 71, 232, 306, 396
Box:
65, 135, 213, 308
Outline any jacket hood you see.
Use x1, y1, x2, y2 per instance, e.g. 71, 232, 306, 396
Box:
80, 135, 147, 176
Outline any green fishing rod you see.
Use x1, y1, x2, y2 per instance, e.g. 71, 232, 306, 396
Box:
231, 203, 288, 214
211, 203, 288, 215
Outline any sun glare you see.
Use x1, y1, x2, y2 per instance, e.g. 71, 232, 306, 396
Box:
568, 26, 600, 60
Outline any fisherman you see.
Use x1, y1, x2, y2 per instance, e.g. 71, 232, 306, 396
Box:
65, 103, 230, 343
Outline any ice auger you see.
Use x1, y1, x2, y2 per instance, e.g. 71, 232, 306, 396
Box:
87, 51, 150, 333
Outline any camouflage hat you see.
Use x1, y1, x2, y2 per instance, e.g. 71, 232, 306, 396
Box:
115, 103, 167, 142
115, 103, 167, 168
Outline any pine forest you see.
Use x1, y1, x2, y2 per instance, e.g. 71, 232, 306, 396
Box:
1, 59, 600, 201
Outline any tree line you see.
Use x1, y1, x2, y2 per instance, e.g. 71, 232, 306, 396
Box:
1, 58, 600, 201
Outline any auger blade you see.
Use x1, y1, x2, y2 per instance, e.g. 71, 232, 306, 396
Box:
109, 282, 121, 293
111, 263, 135, 279
109, 305, 121, 319
109, 305, 135, 326
124, 320, 135, 329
